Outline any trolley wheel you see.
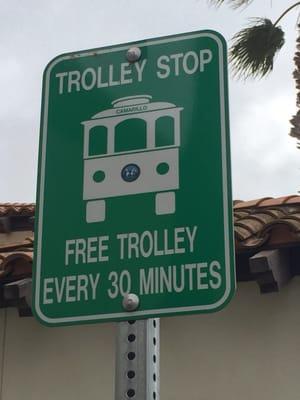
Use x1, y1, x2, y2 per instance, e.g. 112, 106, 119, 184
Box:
155, 191, 176, 215
86, 200, 106, 223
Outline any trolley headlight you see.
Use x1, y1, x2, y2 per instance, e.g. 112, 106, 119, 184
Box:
93, 170, 105, 183
121, 164, 140, 182
156, 162, 169, 175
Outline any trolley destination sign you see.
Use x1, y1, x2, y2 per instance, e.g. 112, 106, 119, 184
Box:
33, 30, 235, 326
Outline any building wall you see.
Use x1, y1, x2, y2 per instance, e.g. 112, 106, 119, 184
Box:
0, 310, 5, 400
161, 279, 300, 400
0, 312, 116, 400
1, 279, 300, 400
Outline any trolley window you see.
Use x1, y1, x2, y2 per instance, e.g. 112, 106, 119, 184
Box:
89, 126, 107, 156
155, 116, 174, 147
115, 118, 147, 152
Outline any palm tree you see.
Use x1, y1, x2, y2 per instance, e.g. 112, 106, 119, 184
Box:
209, 1, 300, 142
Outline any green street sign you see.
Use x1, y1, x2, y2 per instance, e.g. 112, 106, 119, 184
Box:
33, 30, 235, 326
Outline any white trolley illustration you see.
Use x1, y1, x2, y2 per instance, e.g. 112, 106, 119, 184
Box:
82, 95, 183, 222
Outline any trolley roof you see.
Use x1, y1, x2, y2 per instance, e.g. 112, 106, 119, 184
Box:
83, 95, 180, 121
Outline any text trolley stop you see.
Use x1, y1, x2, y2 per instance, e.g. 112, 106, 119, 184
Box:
33, 30, 235, 327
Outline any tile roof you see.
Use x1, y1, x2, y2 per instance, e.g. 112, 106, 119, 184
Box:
0, 238, 33, 284
1, 195, 300, 283
234, 195, 300, 250
0, 203, 35, 233
0, 203, 35, 217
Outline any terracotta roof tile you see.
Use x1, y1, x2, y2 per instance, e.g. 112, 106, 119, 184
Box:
235, 225, 253, 241
234, 210, 252, 222
0, 236, 33, 283
233, 195, 300, 210
0, 250, 32, 283
256, 195, 300, 207
233, 195, 300, 250
284, 196, 300, 205
233, 197, 273, 209
0, 237, 33, 252
0, 203, 35, 217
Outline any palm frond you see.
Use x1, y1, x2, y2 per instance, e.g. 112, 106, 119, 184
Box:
208, 0, 253, 8
229, 18, 285, 79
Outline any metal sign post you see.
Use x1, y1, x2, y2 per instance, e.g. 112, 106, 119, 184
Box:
115, 318, 160, 400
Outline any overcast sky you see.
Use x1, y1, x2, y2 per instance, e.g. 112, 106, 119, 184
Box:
0, 0, 299, 202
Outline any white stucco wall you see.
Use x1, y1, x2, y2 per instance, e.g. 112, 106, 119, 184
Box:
161, 279, 300, 400
0, 313, 116, 400
0, 310, 5, 399
1, 279, 300, 400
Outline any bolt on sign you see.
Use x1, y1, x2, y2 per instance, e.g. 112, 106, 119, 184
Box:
33, 30, 236, 326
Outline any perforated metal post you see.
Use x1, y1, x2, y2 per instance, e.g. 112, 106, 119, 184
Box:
115, 319, 160, 400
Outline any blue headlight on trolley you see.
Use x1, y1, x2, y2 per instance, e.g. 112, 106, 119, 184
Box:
121, 164, 140, 182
